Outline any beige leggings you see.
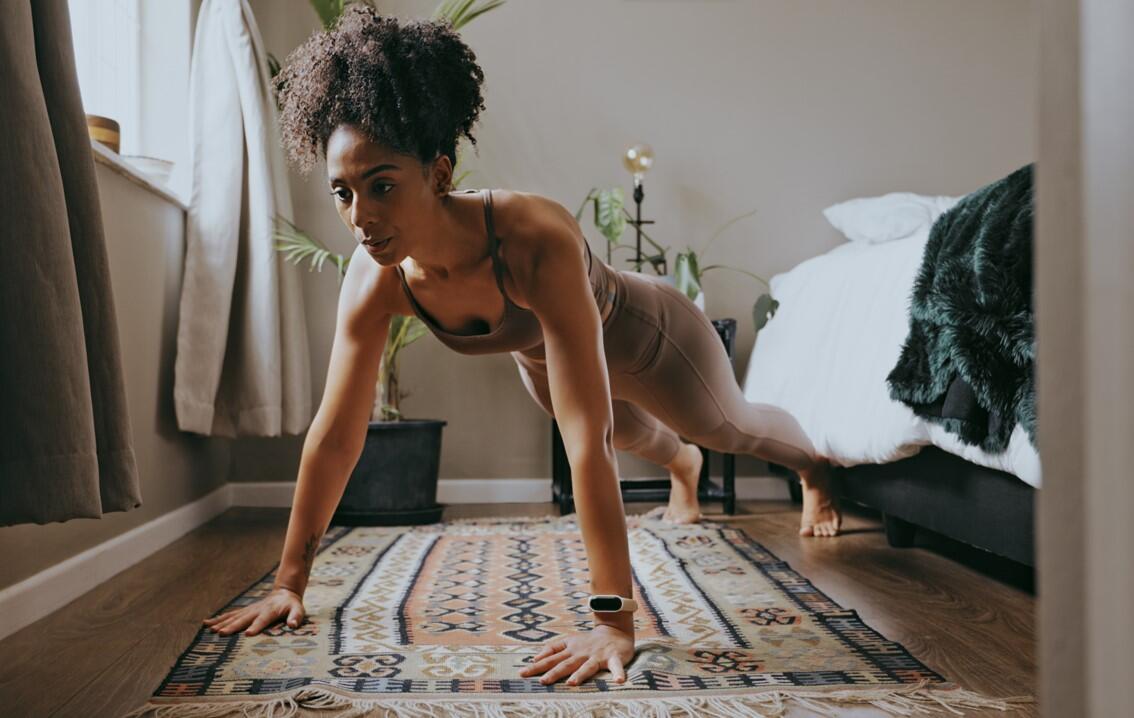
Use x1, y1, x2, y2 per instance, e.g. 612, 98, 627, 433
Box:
512, 271, 819, 473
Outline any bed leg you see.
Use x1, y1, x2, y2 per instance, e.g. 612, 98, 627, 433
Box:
883, 513, 917, 548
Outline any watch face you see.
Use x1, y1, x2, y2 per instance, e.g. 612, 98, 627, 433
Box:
589, 596, 622, 612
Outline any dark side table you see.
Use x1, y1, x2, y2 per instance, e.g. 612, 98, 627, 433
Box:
551, 317, 738, 516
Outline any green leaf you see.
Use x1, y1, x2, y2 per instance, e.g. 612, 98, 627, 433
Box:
273, 213, 350, 280
596, 188, 626, 246
308, 0, 347, 29
267, 52, 281, 80
433, 0, 506, 30
752, 293, 779, 332
402, 317, 429, 346
674, 251, 701, 300
574, 188, 598, 222
644, 252, 668, 275
386, 315, 412, 355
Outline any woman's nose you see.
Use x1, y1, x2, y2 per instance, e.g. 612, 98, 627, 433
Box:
349, 196, 378, 232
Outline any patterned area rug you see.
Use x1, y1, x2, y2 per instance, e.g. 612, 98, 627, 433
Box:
125, 514, 1026, 717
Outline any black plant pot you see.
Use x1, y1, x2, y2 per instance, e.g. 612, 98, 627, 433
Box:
332, 419, 447, 526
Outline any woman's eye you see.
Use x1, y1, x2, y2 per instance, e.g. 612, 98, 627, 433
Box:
330, 184, 391, 203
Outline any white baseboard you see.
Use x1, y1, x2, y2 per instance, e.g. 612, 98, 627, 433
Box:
227, 480, 297, 507
0, 484, 231, 642
439, 479, 552, 504
0, 475, 787, 641
227, 476, 788, 507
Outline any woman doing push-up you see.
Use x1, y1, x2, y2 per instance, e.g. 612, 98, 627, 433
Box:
201, 6, 840, 688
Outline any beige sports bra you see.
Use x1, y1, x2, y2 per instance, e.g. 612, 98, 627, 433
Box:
394, 189, 617, 355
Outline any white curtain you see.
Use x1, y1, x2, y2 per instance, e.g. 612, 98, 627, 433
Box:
173, 0, 311, 437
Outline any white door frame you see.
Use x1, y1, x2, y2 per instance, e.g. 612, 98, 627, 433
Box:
1037, 0, 1134, 714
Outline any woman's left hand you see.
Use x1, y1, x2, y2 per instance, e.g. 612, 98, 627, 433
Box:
519, 623, 635, 686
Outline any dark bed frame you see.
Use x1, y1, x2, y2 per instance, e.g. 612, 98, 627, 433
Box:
773, 447, 1035, 566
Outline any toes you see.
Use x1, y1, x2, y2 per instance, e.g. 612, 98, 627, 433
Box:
799, 524, 815, 537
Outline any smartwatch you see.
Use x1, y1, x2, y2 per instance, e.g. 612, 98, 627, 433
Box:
587, 594, 639, 613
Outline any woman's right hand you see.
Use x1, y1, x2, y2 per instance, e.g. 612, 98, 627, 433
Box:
202, 586, 307, 637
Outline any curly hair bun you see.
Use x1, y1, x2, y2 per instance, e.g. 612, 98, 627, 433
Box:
274, 3, 486, 177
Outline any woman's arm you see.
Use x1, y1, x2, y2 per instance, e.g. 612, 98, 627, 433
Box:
511, 199, 635, 685
204, 247, 390, 636
273, 253, 390, 598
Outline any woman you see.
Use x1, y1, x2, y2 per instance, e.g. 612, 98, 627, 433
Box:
202, 6, 841, 688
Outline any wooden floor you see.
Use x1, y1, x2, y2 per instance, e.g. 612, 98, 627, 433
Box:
0, 500, 1036, 717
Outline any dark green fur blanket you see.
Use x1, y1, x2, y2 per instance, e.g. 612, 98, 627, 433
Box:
886, 164, 1036, 452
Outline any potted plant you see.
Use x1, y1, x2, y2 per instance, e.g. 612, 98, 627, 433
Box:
270, 0, 506, 526
576, 187, 780, 333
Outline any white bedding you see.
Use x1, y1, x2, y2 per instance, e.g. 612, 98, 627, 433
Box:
740, 229, 1042, 488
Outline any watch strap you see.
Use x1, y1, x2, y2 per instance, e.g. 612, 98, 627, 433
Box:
588, 594, 639, 613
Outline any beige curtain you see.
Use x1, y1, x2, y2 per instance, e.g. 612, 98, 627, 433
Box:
0, 0, 142, 525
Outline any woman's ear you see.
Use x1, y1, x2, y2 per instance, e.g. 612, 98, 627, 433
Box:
430, 154, 454, 195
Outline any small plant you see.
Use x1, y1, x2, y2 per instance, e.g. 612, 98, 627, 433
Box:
671, 208, 764, 299
575, 187, 669, 274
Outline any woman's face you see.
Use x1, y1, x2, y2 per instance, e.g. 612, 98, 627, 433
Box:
324, 124, 449, 265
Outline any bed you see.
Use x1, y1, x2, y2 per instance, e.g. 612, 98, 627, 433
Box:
742, 194, 1038, 566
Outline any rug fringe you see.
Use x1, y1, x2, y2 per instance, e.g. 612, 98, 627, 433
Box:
122, 682, 1032, 718
436, 513, 662, 527
438, 513, 577, 526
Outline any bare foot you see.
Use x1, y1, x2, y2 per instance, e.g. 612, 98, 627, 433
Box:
798, 458, 842, 538
663, 443, 704, 524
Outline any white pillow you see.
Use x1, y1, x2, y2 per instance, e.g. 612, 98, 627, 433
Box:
823, 192, 961, 243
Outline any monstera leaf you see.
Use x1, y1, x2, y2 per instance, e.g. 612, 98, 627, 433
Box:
595, 188, 627, 246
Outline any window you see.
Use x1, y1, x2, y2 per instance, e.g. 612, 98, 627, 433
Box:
69, 0, 141, 152
68, 0, 194, 202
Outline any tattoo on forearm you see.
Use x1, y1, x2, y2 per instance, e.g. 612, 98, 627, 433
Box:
302, 534, 320, 575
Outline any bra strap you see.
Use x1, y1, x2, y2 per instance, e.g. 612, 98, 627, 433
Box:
482, 189, 497, 252
482, 190, 520, 308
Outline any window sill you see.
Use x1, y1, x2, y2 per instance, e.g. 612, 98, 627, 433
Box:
90, 139, 188, 212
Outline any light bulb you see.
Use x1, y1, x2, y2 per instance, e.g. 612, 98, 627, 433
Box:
623, 143, 654, 184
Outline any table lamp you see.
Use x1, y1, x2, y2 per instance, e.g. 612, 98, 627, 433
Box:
623, 143, 655, 270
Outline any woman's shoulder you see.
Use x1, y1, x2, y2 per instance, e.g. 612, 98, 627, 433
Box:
338, 244, 415, 326
488, 189, 583, 262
